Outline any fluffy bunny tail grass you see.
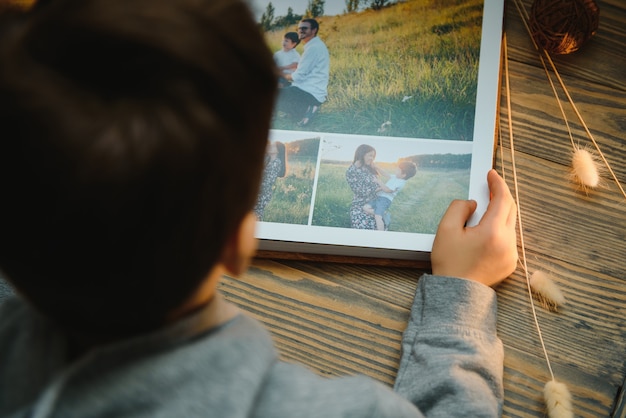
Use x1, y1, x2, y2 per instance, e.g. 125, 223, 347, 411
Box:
530, 271, 566, 312
571, 147, 601, 191
544, 380, 573, 418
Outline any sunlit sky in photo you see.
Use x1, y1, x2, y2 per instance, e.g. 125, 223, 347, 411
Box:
248, 0, 347, 20
318, 136, 473, 163
269, 131, 474, 163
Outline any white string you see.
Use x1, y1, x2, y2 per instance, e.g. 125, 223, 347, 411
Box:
502, 32, 555, 381
511, 0, 577, 150
512, 0, 626, 201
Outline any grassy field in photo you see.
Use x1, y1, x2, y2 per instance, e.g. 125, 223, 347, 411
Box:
261, 154, 317, 224
312, 162, 470, 234
266, 0, 483, 139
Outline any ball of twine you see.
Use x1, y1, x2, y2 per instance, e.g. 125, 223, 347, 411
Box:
529, 0, 600, 55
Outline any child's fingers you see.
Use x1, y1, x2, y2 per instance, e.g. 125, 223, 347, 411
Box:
480, 170, 515, 228
489, 169, 517, 228
437, 199, 478, 233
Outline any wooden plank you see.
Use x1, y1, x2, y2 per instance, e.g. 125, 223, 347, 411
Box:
220, 259, 418, 386
499, 61, 626, 183
614, 376, 626, 418
505, 0, 626, 91
495, 136, 625, 416
255, 250, 431, 269
495, 150, 626, 274
502, 345, 619, 417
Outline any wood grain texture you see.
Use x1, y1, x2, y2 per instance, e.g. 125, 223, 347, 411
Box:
220, 260, 419, 385
220, 0, 626, 416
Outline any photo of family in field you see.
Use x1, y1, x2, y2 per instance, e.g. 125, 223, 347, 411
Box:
253, 133, 320, 224
257, 0, 485, 140
311, 135, 473, 234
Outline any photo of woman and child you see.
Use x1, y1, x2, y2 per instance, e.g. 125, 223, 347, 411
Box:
311, 137, 473, 235
253, 135, 473, 235
363, 160, 417, 231
346, 144, 416, 231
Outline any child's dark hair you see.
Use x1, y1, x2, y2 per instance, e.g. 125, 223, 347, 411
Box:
0, 0, 277, 336
399, 161, 417, 179
284, 32, 300, 46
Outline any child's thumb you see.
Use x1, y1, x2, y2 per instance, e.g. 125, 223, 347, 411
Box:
437, 199, 478, 232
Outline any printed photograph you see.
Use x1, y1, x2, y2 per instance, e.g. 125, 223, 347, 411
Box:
251, 0, 485, 140
311, 134, 473, 233
254, 132, 320, 224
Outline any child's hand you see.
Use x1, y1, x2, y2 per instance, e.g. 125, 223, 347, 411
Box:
431, 169, 518, 287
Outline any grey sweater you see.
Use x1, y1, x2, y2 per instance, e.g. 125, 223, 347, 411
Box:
0, 275, 503, 417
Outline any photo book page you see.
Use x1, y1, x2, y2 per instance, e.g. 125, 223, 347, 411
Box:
250, 0, 504, 262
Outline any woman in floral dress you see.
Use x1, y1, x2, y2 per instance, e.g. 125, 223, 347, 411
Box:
345, 144, 378, 230
254, 141, 286, 221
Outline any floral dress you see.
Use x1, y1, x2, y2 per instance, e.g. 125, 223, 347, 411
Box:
345, 164, 378, 230
254, 157, 282, 221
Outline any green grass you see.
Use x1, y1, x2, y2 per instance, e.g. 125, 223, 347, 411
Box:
261, 155, 317, 224
266, 0, 483, 140
312, 162, 470, 233
310, 164, 353, 228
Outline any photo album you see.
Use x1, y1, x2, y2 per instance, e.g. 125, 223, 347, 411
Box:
250, 0, 504, 264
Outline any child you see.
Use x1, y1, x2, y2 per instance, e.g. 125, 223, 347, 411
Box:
0, 0, 518, 416
364, 160, 417, 230
254, 141, 287, 221
274, 31, 300, 87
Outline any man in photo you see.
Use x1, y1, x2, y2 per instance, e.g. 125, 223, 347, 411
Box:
276, 18, 329, 126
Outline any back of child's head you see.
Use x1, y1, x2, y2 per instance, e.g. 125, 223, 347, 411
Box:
284, 32, 300, 46
0, 0, 277, 336
399, 161, 417, 179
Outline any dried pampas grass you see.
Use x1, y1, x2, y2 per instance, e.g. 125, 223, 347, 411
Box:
530, 271, 566, 311
544, 380, 573, 418
570, 147, 602, 191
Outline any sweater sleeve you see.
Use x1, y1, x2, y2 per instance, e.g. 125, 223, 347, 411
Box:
393, 274, 504, 418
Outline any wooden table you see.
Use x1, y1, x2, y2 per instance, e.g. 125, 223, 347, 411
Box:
220, 1, 626, 416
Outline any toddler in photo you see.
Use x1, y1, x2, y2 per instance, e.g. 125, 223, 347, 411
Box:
364, 160, 417, 231
274, 32, 300, 87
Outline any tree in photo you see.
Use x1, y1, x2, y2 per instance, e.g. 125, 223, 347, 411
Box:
306, 0, 324, 18
260, 2, 275, 31
273, 7, 302, 29
370, 0, 389, 11
345, 0, 360, 13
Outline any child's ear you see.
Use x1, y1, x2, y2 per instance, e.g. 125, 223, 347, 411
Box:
220, 212, 258, 277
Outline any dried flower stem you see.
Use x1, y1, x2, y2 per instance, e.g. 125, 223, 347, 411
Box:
512, 0, 626, 201
530, 271, 566, 312
502, 33, 555, 382
544, 379, 574, 418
